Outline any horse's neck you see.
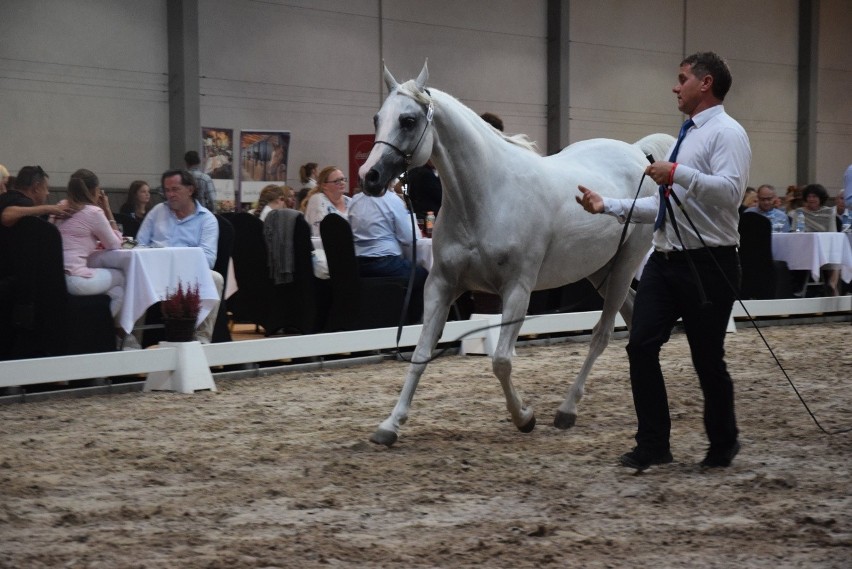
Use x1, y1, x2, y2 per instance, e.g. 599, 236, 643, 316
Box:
429, 92, 508, 222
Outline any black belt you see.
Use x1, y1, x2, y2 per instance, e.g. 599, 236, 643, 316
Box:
357, 255, 396, 264
653, 245, 737, 262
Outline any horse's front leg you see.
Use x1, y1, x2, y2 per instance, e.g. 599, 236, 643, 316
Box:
493, 284, 536, 433
554, 263, 634, 429
369, 275, 454, 447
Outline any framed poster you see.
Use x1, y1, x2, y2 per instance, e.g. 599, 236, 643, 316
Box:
348, 134, 375, 195
201, 127, 235, 209
239, 130, 290, 206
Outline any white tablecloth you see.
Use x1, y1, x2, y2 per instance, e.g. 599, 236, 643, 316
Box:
88, 247, 220, 333
312, 237, 434, 271
771, 232, 852, 283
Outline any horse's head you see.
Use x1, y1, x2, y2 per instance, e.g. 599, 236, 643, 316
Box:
359, 61, 435, 196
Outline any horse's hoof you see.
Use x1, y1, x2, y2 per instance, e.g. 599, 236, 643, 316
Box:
369, 429, 398, 447
518, 414, 536, 433
553, 411, 576, 430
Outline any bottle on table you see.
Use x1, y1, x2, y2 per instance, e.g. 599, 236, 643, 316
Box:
795, 210, 805, 233
425, 211, 435, 237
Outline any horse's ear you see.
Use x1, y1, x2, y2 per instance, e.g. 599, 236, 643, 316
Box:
415, 59, 429, 91
383, 63, 399, 92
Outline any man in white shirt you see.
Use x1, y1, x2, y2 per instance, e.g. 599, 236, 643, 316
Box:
745, 184, 790, 232
576, 52, 751, 471
137, 169, 222, 343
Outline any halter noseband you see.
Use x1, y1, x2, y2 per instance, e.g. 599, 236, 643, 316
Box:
372, 97, 434, 166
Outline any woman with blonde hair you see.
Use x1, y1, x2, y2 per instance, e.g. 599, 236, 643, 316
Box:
253, 184, 285, 221
53, 169, 125, 320
302, 166, 351, 237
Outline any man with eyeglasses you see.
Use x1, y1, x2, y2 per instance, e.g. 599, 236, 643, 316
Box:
0, 166, 75, 228
744, 184, 790, 232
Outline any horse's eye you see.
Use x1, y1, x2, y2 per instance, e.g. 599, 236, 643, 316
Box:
400, 116, 416, 129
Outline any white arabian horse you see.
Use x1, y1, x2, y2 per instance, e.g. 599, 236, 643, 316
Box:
359, 62, 674, 447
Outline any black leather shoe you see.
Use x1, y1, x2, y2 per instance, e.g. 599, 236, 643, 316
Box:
618, 447, 673, 470
700, 441, 740, 468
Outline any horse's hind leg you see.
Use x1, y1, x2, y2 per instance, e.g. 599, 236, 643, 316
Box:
554, 265, 634, 429
370, 276, 454, 447
493, 285, 536, 433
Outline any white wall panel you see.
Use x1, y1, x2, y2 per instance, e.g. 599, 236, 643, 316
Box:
0, 0, 169, 189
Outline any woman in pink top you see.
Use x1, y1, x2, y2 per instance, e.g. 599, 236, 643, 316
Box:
53, 169, 125, 317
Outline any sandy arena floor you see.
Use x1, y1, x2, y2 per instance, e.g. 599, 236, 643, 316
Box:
0, 322, 850, 568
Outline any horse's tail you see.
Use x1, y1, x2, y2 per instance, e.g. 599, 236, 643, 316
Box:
634, 133, 676, 163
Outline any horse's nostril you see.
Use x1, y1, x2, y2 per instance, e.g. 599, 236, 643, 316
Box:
364, 169, 381, 190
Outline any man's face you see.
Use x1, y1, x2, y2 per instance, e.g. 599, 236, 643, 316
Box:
163, 174, 194, 212
757, 189, 776, 212
673, 64, 706, 116
30, 179, 50, 205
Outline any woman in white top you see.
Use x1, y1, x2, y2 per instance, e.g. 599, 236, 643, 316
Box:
301, 166, 351, 237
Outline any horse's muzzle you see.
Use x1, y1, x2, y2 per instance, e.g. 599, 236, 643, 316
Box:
361, 168, 386, 196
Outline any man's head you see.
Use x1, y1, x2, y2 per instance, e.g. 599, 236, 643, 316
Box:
14, 165, 50, 205
184, 150, 201, 168
161, 169, 197, 215
480, 112, 504, 132
756, 184, 777, 213
675, 52, 732, 116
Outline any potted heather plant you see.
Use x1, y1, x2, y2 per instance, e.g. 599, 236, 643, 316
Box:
161, 280, 201, 342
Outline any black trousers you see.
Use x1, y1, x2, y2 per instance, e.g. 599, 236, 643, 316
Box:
626, 247, 741, 453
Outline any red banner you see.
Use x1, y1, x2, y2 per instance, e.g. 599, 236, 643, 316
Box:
348, 134, 375, 195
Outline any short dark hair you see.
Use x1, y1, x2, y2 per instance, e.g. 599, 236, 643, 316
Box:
184, 150, 201, 166
681, 52, 733, 101
480, 112, 504, 132
14, 165, 49, 190
801, 183, 828, 206
161, 168, 197, 197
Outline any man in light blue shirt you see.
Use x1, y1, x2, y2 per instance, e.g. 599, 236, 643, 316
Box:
844, 163, 852, 210
348, 189, 428, 322
137, 169, 222, 342
745, 184, 790, 232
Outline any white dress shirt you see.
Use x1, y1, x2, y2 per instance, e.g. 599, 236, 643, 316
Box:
603, 105, 752, 251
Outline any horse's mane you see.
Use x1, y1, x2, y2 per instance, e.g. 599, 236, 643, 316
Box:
398, 80, 539, 155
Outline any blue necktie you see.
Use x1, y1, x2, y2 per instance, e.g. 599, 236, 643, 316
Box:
654, 118, 695, 230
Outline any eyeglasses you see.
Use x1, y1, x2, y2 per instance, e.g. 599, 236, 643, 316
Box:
326, 177, 347, 185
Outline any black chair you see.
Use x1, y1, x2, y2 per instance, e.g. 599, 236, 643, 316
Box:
0, 217, 115, 360
319, 214, 411, 331
211, 214, 234, 343
227, 212, 324, 335
113, 212, 140, 238
738, 212, 794, 299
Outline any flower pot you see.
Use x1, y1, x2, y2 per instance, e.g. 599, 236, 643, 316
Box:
163, 317, 197, 342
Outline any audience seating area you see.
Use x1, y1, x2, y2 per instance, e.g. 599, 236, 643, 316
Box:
0, 217, 115, 360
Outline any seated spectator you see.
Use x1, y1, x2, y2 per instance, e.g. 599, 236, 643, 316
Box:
52, 169, 126, 334
832, 192, 846, 225
0, 165, 74, 229
792, 183, 841, 296
282, 185, 297, 209
302, 166, 351, 237
784, 184, 803, 213
405, 162, 442, 219
119, 180, 152, 220
136, 169, 223, 342
744, 184, 789, 232
794, 183, 837, 232
739, 186, 757, 214
252, 184, 285, 221
347, 188, 428, 322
